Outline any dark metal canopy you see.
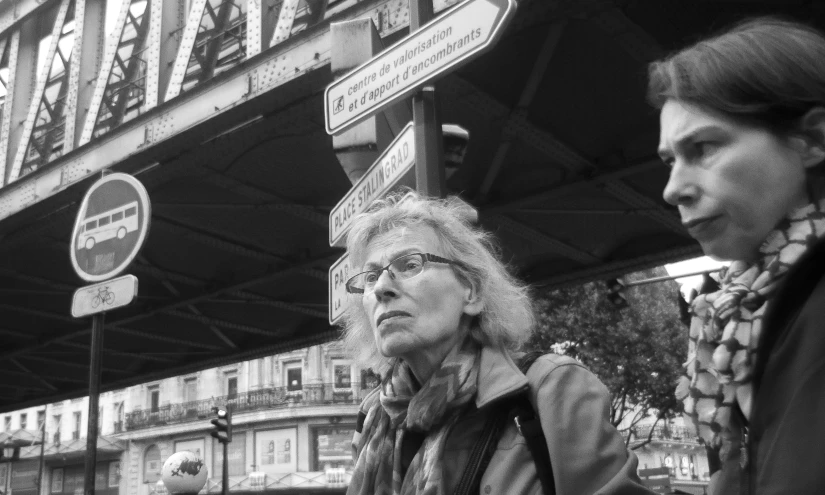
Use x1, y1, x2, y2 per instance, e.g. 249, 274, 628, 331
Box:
0, 0, 821, 412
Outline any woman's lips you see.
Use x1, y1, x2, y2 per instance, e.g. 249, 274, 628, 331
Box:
376, 310, 411, 326
683, 215, 722, 237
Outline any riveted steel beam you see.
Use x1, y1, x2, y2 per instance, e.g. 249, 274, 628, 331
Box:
152, 214, 292, 262
195, 174, 329, 227
0, 0, 446, 219
2, 366, 87, 384
3, 18, 38, 186
492, 215, 601, 265
163, 309, 274, 336
80, 0, 152, 145
8, 0, 75, 182
247, 0, 280, 57
10, 358, 59, 391
112, 252, 336, 328
64, 0, 106, 151
270, 0, 301, 47
154, 201, 329, 229
478, 20, 567, 196
601, 179, 685, 236
0, 33, 18, 183
534, 244, 702, 289
15, 354, 131, 374
57, 341, 177, 362
146, 0, 186, 107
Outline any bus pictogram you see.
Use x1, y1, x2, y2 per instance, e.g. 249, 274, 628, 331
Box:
76, 201, 139, 250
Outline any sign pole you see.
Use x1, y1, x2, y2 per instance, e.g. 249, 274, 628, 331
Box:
410, 0, 446, 198
84, 313, 104, 495
222, 442, 229, 495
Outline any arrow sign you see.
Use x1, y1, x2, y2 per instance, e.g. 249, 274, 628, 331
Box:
329, 122, 416, 247
324, 0, 516, 135
329, 252, 351, 325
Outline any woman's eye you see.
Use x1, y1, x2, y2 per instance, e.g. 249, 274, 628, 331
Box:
403, 259, 422, 271
695, 141, 717, 156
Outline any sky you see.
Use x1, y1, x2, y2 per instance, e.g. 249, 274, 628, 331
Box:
664, 256, 728, 297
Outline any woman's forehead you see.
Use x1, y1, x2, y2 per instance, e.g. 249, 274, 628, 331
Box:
363, 225, 443, 263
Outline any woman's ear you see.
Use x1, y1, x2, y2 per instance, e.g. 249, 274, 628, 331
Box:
794, 107, 825, 169
462, 281, 484, 316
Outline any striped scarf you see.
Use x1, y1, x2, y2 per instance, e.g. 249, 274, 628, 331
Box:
348, 338, 480, 495
676, 198, 825, 459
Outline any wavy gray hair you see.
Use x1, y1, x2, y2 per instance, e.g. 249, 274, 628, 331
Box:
340, 190, 535, 375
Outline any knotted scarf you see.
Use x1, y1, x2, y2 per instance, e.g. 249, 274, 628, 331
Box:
676, 198, 825, 459
347, 338, 480, 495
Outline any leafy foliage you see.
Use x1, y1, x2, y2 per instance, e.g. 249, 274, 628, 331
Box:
528, 268, 687, 449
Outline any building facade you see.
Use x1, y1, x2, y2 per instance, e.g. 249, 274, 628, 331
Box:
0, 342, 372, 495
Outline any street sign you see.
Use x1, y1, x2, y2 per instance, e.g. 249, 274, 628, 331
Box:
71, 274, 138, 317
329, 122, 416, 247
70, 173, 151, 282
324, 0, 516, 135
328, 252, 351, 325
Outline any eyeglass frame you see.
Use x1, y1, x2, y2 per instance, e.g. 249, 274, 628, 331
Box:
345, 252, 464, 294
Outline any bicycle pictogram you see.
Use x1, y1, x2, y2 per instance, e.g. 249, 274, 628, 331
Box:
91, 286, 115, 308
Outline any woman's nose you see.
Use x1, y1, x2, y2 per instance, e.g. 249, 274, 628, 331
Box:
372, 269, 398, 300
662, 163, 699, 207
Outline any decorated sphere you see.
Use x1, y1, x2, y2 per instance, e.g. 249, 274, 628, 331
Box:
161, 451, 208, 494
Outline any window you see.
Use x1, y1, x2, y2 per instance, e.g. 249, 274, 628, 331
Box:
53, 415, 61, 443
125, 206, 137, 217
284, 362, 302, 391
36, 411, 45, 430
3, 416, 10, 431
113, 403, 124, 432
73, 412, 81, 440
20, 413, 27, 430
226, 376, 238, 399
361, 369, 380, 389
148, 386, 159, 412
182, 378, 197, 403
144, 445, 161, 483
333, 361, 352, 389
85, 220, 96, 230
99, 216, 110, 226
51, 468, 64, 493
111, 211, 123, 221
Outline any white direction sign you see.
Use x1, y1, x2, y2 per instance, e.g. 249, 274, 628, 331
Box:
324, 0, 516, 135
71, 274, 138, 317
329, 123, 416, 247
329, 253, 351, 325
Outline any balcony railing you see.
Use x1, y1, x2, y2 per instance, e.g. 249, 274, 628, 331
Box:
125, 383, 366, 431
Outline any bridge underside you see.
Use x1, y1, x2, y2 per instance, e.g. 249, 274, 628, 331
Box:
0, 0, 818, 412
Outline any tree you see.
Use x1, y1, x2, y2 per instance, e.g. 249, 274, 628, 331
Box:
528, 268, 687, 449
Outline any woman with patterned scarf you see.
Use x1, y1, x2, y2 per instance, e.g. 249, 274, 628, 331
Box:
339, 190, 652, 495
649, 17, 825, 495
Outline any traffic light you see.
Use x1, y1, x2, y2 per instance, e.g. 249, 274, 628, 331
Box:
210, 407, 232, 444
605, 278, 628, 309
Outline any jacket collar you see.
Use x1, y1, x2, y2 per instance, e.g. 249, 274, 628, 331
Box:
475, 346, 529, 409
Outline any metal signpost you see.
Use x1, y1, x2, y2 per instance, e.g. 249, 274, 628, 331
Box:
329, 122, 416, 247
69, 172, 151, 495
325, 0, 516, 324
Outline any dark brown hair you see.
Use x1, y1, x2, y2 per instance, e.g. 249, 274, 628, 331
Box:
648, 17, 825, 136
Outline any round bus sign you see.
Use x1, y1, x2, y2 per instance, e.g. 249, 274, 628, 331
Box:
70, 173, 151, 282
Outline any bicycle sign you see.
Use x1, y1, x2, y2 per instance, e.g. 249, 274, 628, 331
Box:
70, 173, 151, 282
71, 274, 138, 317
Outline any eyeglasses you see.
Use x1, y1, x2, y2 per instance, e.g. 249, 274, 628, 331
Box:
345, 252, 459, 294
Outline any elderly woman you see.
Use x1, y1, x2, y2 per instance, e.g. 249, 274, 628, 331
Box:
340, 190, 650, 495
649, 17, 825, 494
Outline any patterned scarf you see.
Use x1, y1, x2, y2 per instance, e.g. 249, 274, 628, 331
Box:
348, 338, 480, 495
676, 198, 825, 459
